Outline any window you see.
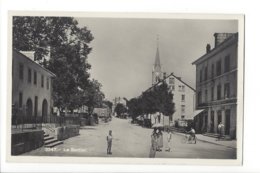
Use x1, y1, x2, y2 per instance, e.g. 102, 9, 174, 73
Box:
204, 66, 208, 81
181, 115, 185, 119
34, 70, 37, 85
41, 75, 44, 88
179, 85, 185, 92
205, 89, 208, 102
182, 85, 185, 92
217, 110, 222, 124
181, 94, 185, 102
28, 68, 32, 83
169, 77, 174, 85
224, 55, 230, 72
224, 83, 230, 98
216, 60, 222, 76
211, 86, 214, 101
200, 69, 203, 82
47, 78, 49, 90
198, 91, 202, 104
181, 105, 185, 114
19, 63, 24, 80
217, 84, 222, 100
211, 64, 214, 78
19, 92, 23, 108
34, 96, 38, 117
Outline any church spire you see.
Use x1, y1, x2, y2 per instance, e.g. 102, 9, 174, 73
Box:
152, 35, 162, 85
154, 35, 161, 69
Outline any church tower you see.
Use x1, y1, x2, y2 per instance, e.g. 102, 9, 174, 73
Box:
152, 36, 162, 85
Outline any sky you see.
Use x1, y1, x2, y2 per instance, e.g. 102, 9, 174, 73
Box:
76, 17, 238, 101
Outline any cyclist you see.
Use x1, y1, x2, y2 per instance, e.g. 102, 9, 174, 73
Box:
187, 127, 196, 143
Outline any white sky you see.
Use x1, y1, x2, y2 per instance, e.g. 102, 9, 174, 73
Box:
76, 18, 238, 101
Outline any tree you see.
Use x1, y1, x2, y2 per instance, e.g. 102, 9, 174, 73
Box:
127, 98, 143, 120
127, 82, 175, 121
114, 103, 127, 117
81, 79, 105, 114
103, 100, 113, 110
13, 17, 95, 112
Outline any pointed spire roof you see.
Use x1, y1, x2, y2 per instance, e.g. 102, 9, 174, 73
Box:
154, 35, 161, 68
154, 47, 161, 67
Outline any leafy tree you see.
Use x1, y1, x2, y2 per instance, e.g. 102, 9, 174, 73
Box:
81, 79, 105, 114
127, 81, 175, 121
114, 103, 127, 117
13, 16, 96, 113
103, 100, 113, 110
127, 98, 143, 120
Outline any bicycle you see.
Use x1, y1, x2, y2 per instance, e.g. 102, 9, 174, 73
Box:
181, 133, 197, 144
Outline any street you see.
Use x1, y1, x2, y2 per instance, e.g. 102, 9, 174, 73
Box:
23, 117, 236, 159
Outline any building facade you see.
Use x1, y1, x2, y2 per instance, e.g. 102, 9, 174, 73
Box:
148, 41, 196, 126
148, 73, 196, 126
192, 33, 238, 139
12, 49, 55, 123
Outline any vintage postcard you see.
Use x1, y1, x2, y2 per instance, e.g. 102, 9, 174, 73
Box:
7, 12, 244, 165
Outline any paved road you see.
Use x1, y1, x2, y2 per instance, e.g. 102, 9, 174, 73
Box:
23, 117, 236, 159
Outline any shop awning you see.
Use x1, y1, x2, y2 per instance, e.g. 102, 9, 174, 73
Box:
193, 109, 205, 118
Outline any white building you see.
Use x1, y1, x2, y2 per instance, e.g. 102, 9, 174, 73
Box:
149, 41, 196, 127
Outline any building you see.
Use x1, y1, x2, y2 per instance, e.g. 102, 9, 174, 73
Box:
148, 40, 196, 127
12, 49, 55, 123
147, 72, 196, 127
192, 33, 238, 139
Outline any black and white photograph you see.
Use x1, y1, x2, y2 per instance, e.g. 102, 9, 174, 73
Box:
8, 12, 244, 164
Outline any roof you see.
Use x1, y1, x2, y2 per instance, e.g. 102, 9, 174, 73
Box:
144, 73, 196, 93
154, 47, 161, 68
192, 33, 238, 65
14, 49, 56, 77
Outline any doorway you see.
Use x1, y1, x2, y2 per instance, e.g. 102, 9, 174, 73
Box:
225, 109, 231, 135
42, 99, 48, 123
26, 98, 33, 117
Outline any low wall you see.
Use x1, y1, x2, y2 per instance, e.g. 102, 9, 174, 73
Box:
55, 125, 80, 141
11, 130, 44, 155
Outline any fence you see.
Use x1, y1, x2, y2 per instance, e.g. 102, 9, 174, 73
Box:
12, 114, 81, 130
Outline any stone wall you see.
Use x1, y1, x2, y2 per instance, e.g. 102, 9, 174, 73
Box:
11, 130, 44, 155
43, 125, 80, 141
55, 125, 80, 140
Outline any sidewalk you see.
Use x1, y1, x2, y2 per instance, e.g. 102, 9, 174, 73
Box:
196, 134, 237, 149
173, 132, 237, 149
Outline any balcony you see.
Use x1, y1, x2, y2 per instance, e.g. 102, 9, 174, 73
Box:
197, 97, 237, 108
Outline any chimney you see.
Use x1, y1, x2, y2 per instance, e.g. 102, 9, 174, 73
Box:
20, 51, 35, 61
214, 33, 234, 47
206, 44, 211, 53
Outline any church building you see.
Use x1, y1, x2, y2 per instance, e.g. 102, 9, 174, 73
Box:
149, 39, 196, 127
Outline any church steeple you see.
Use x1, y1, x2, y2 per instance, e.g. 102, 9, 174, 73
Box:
152, 35, 162, 85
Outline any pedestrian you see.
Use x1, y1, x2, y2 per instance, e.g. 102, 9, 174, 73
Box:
149, 128, 158, 158
157, 128, 163, 152
165, 128, 172, 152
217, 122, 224, 141
106, 130, 113, 155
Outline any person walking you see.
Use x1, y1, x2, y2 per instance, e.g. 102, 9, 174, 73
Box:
149, 128, 158, 158
217, 122, 224, 141
165, 129, 172, 152
157, 128, 163, 152
106, 130, 113, 155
